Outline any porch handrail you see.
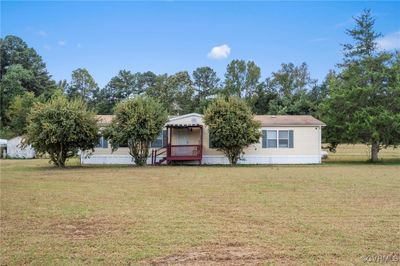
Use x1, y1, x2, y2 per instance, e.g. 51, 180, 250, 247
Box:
168, 144, 201, 158
152, 144, 203, 165
168, 144, 200, 147
154, 145, 167, 155
152, 145, 168, 165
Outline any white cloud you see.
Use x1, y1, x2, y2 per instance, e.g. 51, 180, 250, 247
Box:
43, 44, 51, 50
207, 44, 231, 60
58, 40, 67, 46
377, 31, 400, 51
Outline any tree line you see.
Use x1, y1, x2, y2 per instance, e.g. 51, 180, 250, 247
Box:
1, 9, 399, 162
0, 41, 325, 136
59, 59, 321, 117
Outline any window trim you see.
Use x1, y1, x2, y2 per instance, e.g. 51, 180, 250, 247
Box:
266, 130, 277, 148
262, 129, 294, 149
278, 130, 289, 148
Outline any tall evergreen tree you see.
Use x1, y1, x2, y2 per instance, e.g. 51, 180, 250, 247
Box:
341, 9, 382, 65
136, 71, 157, 94
65, 68, 98, 107
0, 36, 57, 129
308, 71, 334, 116
167, 71, 195, 115
0, 35, 57, 96
267, 62, 316, 115
145, 72, 195, 115
0, 65, 35, 128
57, 79, 69, 92
321, 10, 400, 162
248, 81, 279, 115
192, 67, 220, 113
95, 70, 157, 114
224, 60, 260, 98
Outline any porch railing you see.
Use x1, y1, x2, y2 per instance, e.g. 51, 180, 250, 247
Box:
151, 146, 167, 165
168, 144, 202, 158
152, 144, 203, 165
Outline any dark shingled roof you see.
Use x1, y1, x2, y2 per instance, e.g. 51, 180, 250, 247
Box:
254, 115, 325, 126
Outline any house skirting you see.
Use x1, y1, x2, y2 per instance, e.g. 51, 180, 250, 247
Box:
202, 155, 320, 164
81, 154, 321, 165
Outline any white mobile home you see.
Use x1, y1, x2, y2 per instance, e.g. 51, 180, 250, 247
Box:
6, 136, 36, 159
81, 113, 325, 165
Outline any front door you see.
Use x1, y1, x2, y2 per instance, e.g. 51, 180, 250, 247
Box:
176, 129, 189, 155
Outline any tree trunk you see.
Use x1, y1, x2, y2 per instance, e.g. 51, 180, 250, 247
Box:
58, 159, 66, 168
226, 151, 239, 165
371, 142, 380, 162
49, 151, 66, 168
130, 142, 148, 166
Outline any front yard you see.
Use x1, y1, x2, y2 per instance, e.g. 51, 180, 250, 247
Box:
1, 159, 399, 265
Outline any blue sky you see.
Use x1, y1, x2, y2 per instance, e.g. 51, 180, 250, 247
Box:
1, 1, 399, 87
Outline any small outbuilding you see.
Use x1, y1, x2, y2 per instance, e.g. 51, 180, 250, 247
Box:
0, 139, 7, 158
6, 136, 36, 159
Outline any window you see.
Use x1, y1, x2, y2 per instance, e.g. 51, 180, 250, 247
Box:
96, 136, 108, 149
279, 131, 289, 148
267, 130, 277, 148
262, 130, 294, 148
150, 130, 167, 148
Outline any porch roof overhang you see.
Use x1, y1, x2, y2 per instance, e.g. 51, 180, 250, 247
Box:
166, 124, 203, 128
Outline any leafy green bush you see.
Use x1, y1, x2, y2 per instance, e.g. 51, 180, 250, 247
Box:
25, 96, 99, 167
204, 97, 261, 164
104, 97, 168, 166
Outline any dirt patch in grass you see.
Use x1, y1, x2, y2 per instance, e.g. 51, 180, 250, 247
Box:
145, 242, 289, 265
50, 217, 128, 240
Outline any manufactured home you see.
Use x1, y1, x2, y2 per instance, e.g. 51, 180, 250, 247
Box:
6, 136, 36, 159
81, 113, 325, 165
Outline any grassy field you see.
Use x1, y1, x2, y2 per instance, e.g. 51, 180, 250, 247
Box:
1, 150, 399, 265
323, 144, 400, 162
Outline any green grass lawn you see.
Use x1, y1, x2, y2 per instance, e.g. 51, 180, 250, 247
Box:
1, 158, 399, 265
323, 144, 400, 163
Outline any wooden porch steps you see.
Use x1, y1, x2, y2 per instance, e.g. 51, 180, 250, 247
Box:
154, 157, 167, 165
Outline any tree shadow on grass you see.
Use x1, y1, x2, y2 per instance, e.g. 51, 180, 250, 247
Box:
322, 158, 400, 165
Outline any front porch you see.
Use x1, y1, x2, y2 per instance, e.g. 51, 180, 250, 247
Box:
151, 123, 203, 165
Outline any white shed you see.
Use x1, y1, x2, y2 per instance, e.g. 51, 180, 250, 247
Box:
0, 139, 7, 147
0, 139, 7, 158
6, 136, 36, 159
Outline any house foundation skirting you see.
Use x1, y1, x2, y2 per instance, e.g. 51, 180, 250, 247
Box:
202, 155, 321, 164
81, 154, 321, 165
